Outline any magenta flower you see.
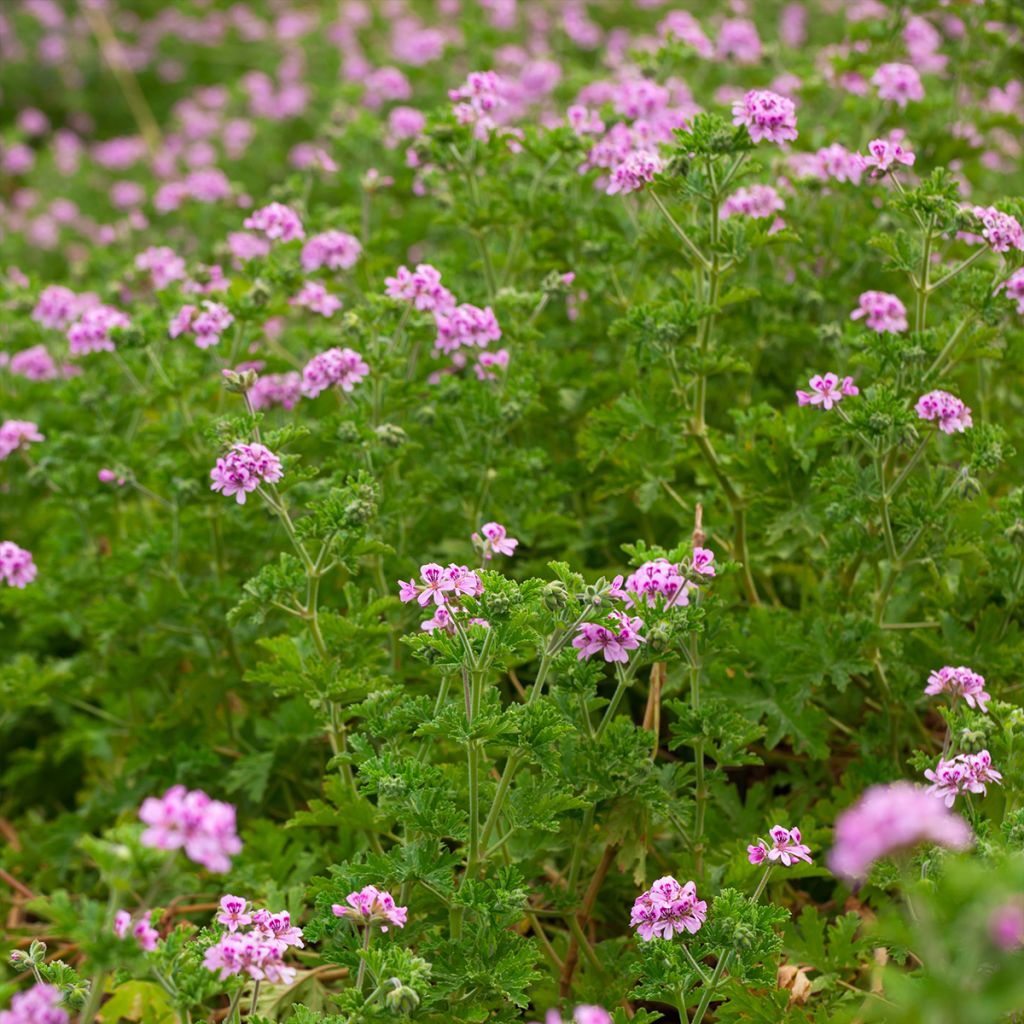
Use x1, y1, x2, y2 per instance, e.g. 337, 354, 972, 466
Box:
66, 305, 131, 356
473, 522, 519, 559
170, 302, 234, 349
434, 304, 502, 353
721, 184, 785, 222
851, 291, 908, 333
300, 230, 362, 272
421, 605, 455, 634
999, 268, 1024, 315
813, 143, 866, 185
657, 11, 712, 58
384, 264, 456, 315
8, 345, 59, 381
0, 542, 37, 589
990, 902, 1024, 951
248, 372, 303, 411
113, 910, 131, 939
606, 149, 664, 195
139, 786, 242, 873
243, 202, 304, 242
616, 558, 692, 609
924, 665, 990, 712
474, 349, 510, 380
630, 876, 707, 941
209, 443, 284, 504
731, 90, 798, 145
747, 825, 813, 866
32, 285, 82, 330
915, 389, 972, 434
969, 205, 1024, 253
0, 421, 45, 461
0, 984, 68, 1024
217, 895, 253, 933
290, 282, 342, 318
925, 750, 1002, 807
448, 70, 507, 141
691, 547, 716, 577
572, 611, 646, 664
133, 912, 159, 952
300, 347, 370, 398
795, 373, 859, 410
827, 781, 973, 883
862, 137, 915, 175
871, 63, 924, 107
332, 885, 408, 932
135, 246, 186, 290
252, 908, 304, 948
716, 18, 762, 64
532, 1008, 612, 1024
203, 932, 296, 985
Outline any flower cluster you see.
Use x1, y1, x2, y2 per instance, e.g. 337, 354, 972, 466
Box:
300, 230, 362, 272
135, 246, 186, 290
242, 202, 305, 242
169, 302, 234, 348
915, 389, 972, 434
924, 750, 1002, 807
748, 825, 813, 866
533, 1008, 611, 1024
300, 347, 370, 398
862, 137, 915, 175
605, 149, 664, 196
731, 89, 798, 145
0, 542, 37, 589
138, 785, 242, 873
472, 521, 518, 560
573, 611, 646, 664
0, 420, 44, 461
384, 263, 455, 314
1000, 268, 1024, 315
113, 910, 159, 951
828, 782, 973, 883
434, 303, 502, 353
795, 373, 858, 410
630, 876, 707, 941
924, 665, 990, 711
969, 205, 1024, 253
0, 984, 68, 1024
32, 285, 86, 330
290, 282, 342, 317
615, 558, 691, 609
66, 304, 131, 356
721, 184, 785, 223
203, 899, 304, 985
209, 443, 284, 504
872, 63, 924, 107
851, 291, 908, 333
332, 885, 408, 932
7, 345, 59, 381
449, 70, 507, 141
248, 372, 303, 411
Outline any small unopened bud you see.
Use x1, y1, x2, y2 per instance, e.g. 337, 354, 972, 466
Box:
221, 368, 258, 393
542, 580, 568, 611
385, 977, 420, 1014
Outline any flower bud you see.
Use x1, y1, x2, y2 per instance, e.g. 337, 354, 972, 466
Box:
385, 977, 420, 1014
542, 580, 568, 611
374, 424, 407, 449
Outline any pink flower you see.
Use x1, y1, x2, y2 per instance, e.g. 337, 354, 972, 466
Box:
290, 282, 342, 318
170, 302, 234, 348
300, 231, 362, 272
0, 421, 45, 461
227, 231, 271, 263
915, 389, 972, 434
795, 373, 859, 410
252, 908, 304, 948
248, 372, 303, 411
300, 347, 370, 398
925, 750, 1002, 807
989, 903, 1024, 951
9, 345, 58, 381
606, 149, 663, 196
32, 285, 81, 330
98, 469, 126, 486
721, 184, 785, 221
66, 305, 131, 356
398, 563, 484, 609
691, 547, 716, 577
630, 876, 707, 941
748, 825, 813, 866
851, 291, 908, 333
473, 521, 519, 559
134, 246, 186, 290
871, 63, 925, 107
969, 206, 1024, 253
421, 605, 455, 634
732, 90, 798, 145
0, 542, 37, 589
138, 785, 242, 873
132, 912, 159, 952
242, 202, 304, 242
862, 137, 915, 175
572, 612, 646, 664
657, 11, 712, 57
716, 18, 762, 64
0, 984, 69, 1024
814, 143, 865, 184
216, 895, 253, 933
925, 665, 990, 712
434, 304, 502, 353
384, 264, 456, 315
474, 349, 510, 380
209, 443, 284, 504
449, 70, 508, 141
1000, 268, 1024, 315
331, 885, 408, 932
829, 782, 974, 883
532, 1008, 612, 1024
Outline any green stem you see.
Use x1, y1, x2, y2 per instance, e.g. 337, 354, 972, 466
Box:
247, 980, 261, 1018
927, 245, 988, 295
924, 316, 972, 381
223, 987, 244, 1024
690, 633, 707, 878
915, 221, 933, 333
648, 190, 711, 271
355, 924, 373, 992
874, 455, 899, 565
566, 915, 604, 975
889, 434, 931, 498
691, 949, 733, 1024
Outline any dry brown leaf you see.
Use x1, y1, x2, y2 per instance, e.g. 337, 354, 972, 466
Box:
777, 963, 813, 1005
